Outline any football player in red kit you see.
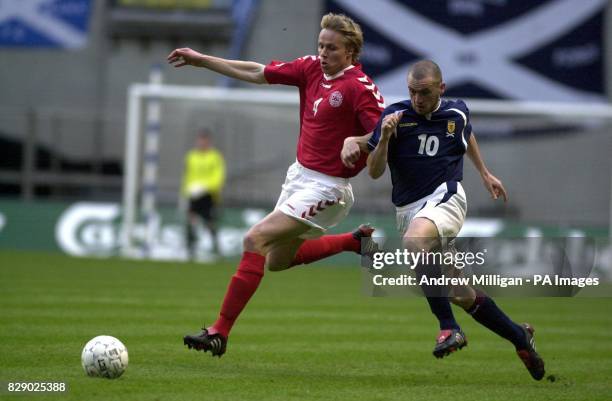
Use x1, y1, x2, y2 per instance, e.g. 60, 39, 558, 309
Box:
168, 13, 384, 357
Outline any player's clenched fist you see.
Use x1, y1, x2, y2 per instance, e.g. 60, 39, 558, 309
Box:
167, 48, 205, 67
381, 111, 402, 140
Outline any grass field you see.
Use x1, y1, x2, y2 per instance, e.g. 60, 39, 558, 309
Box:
1, 250, 611, 401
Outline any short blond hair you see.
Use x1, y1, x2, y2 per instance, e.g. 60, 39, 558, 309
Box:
320, 13, 364, 63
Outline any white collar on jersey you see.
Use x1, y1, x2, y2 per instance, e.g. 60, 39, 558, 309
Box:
324, 64, 355, 81
424, 99, 442, 120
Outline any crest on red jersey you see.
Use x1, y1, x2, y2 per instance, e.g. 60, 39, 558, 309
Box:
329, 91, 343, 107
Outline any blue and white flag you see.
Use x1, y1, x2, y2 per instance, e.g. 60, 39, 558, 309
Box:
0, 0, 92, 49
326, 0, 606, 102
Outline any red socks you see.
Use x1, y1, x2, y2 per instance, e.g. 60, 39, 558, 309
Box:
291, 233, 360, 266
209, 234, 359, 338
210, 251, 265, 338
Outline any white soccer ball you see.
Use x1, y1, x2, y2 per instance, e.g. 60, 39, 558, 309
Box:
81, 335, 129, 379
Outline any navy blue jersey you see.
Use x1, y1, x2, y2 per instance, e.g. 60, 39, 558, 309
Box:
367, 99, 472, 207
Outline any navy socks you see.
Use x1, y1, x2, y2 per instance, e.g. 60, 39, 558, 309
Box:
415, 264, 460, 330
468, 290, 528, 349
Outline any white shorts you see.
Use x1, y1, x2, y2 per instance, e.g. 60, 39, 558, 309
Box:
275, 161, 354, 239
396, 181, 467, 244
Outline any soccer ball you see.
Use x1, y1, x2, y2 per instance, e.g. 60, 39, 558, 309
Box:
81, 335, 129, 379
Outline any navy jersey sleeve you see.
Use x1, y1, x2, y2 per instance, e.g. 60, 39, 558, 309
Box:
457, 100, 473, 145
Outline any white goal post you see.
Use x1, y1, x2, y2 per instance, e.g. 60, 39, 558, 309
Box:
121, 81, 612, 257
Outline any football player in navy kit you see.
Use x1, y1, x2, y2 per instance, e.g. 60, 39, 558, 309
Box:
342, 60, 545, 381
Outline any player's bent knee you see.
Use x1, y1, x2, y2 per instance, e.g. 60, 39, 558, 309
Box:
243, 226, 266, 254
403, 218, 441, 252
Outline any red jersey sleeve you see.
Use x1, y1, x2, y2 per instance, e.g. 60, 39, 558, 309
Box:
264, 56, 317, 87
354, 77, 385, 134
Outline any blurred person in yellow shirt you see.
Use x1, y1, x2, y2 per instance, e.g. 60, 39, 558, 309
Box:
182, 129, 226, 258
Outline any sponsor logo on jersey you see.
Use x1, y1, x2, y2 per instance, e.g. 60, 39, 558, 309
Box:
329, 91, 343, 107
399, 122, 418, 127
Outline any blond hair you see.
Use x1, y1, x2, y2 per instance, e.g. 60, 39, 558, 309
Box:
320, 13, 364, 63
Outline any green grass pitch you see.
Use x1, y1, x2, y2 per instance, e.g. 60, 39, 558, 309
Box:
1, 250, 611, 400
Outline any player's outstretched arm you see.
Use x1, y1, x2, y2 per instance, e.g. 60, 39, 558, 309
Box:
466, 133, 508, 202
167, 48, 267, 84
341, 133, 372, 169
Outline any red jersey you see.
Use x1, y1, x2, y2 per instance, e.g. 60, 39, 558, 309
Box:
264, 55, 384, 178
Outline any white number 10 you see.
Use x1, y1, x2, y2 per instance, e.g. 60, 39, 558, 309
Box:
417, 134, 439, 156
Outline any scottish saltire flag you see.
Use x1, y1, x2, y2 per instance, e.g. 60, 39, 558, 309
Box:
0, 0, 92, 49
326, 0, 606, 102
